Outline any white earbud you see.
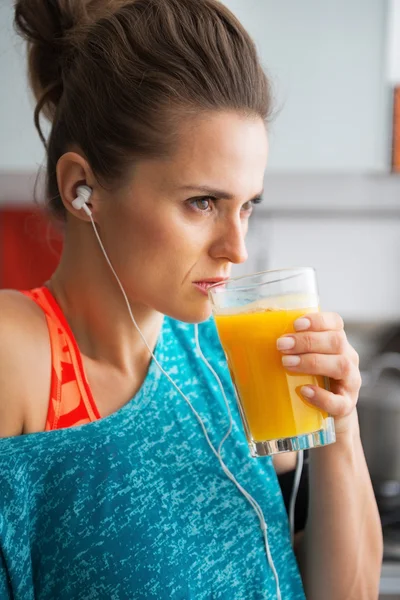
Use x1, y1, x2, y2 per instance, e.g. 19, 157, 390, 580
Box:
72, 185, 93, 216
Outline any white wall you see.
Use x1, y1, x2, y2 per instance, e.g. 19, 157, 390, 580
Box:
231, 210, 400, 323
223, 0, 391, 172
0, 3, 46, 171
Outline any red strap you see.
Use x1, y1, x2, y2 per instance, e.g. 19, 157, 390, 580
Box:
20, 287, 101, 430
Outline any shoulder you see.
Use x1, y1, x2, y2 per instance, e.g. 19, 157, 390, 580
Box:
0, 290, 50, 438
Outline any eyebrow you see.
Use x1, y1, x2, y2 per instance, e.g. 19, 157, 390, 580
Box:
178, 185, 264, 201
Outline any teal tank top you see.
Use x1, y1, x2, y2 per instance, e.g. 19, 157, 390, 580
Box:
0, 314, 305, 599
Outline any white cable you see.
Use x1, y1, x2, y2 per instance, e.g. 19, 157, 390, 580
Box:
289, 450, 304, 546
87, 212, 283, 599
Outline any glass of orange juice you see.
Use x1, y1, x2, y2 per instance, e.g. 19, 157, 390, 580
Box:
208, 267, 336, 457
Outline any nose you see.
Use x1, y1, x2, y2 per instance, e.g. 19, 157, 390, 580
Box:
210, 216, 249, 265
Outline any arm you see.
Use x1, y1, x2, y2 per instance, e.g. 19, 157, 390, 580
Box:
0, 289, 47, 438
0, 292, 25, 437
294, 412, 382, 599
277, 312, 383, 599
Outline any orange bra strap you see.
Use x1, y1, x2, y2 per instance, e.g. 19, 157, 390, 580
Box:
20, 287, 101, 430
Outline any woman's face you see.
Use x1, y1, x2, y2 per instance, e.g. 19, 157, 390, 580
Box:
97, 111, 268, 323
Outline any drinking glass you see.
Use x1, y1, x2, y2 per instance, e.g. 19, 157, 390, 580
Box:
208, 267, 336, 456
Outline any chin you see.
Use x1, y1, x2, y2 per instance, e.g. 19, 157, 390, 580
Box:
162, 299, 213, 325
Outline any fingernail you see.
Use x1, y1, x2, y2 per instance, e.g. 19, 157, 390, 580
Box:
301, 386, 315, 398
282, 355, 300, 367
294, 318, 311, 331
277, 336, 295, 350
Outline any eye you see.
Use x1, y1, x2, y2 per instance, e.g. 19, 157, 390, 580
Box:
241, 200, 253, 213
188, 196, 215, 213
187, 195, 264, 215
241, 196, 264, 214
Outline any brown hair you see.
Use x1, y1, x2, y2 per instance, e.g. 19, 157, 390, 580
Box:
14, 0, 272, 222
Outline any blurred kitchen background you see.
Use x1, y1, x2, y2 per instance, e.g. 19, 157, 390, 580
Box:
1, 0, 400, 597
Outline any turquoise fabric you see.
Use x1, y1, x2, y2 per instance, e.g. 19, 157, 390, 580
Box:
0, 315, 305, 599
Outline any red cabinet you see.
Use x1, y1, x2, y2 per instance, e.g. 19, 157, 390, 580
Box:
0, 207, 63, 289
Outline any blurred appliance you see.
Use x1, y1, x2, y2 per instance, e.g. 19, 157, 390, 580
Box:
358, 351, 400, 562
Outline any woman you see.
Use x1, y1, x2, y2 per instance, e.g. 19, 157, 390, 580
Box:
0, 0, 382, 598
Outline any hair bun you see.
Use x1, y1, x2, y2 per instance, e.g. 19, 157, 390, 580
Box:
14, 0, 78, 124
14, 1, 126, 125
14, 0, 95, 124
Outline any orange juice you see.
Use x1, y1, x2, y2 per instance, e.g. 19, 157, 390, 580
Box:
215, 307, 328, 441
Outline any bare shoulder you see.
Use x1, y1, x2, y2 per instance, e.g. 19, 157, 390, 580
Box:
0, 290, 51, 438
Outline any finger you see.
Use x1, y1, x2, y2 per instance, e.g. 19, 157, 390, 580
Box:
294, 312, 344, 333
277, 330, 348, 356
299, 385, 350, 418
282, 352, 353, 381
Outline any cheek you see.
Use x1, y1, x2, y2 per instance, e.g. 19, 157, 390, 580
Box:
130, 207, 206, 259
107, 208, 201, 272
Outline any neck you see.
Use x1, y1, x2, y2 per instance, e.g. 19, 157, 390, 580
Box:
47, 219, 164, 376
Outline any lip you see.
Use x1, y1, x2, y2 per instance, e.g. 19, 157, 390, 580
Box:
193, 277, 229, 284
192, 278, 228, 297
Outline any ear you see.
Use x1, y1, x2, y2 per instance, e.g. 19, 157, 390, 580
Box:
56, 152, 97, 221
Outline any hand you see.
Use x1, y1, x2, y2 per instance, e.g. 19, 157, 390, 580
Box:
276, 312, 362, 436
